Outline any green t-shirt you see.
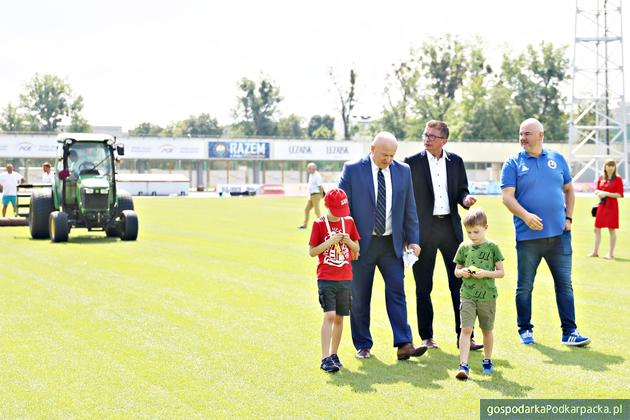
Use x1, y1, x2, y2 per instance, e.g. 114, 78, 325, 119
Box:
453, 240, 504, 301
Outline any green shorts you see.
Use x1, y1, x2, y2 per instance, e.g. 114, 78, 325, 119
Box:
460, 297, 496, 331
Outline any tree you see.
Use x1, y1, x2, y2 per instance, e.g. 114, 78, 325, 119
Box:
382, 60, 421, 140
454, 78, 521, 141
0, 103, 27, 131
234, 77, 282, 136
68, 96, 91, 132
330, 69, 357, 140
307, 114, 335, 139
277, 114, 305, 138
415, 34, 470, 122
128, 122, 164, 136
19, 73, 88, 132
165, 113, 223, 137
445, 45, 523, 141
501, 42, 570, 140
382, 35, 482, 140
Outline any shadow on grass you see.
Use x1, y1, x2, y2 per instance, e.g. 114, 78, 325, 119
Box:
12, 234, 120, 244
531, 344, 624, 372
469, 358, 534, 397
67, 235, 120, 244
328, 350, 459, 392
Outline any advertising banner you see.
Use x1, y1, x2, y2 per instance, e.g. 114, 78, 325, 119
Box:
124, 138, 207, 159
0, 135, 57, 158
208, 141, 270, 160
272, 141, 364, 161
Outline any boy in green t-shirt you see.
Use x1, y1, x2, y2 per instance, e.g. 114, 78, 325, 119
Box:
453, 208, 505, 380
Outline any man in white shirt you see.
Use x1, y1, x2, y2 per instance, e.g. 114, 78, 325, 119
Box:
0, 164, 25, 217
41, 162, 55, 184
298, 162, 324, 229
404, 120, 480, 351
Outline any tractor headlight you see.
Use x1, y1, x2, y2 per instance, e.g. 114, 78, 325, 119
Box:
99, 188, 109, 194
84, 188, 94, 194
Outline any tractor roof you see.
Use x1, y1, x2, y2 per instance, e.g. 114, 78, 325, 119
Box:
56, 133, 115, 143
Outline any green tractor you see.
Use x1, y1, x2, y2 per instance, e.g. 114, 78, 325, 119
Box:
28, 133, 139, 242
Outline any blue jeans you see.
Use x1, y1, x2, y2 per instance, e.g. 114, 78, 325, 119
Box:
515, 230, 577, 335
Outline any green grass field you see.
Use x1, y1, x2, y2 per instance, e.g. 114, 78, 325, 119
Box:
0, 195, 628, 417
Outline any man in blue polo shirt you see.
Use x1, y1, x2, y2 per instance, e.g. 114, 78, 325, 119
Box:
500, 118, 591, 347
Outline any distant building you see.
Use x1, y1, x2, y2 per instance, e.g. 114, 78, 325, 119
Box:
59, 125, 124, 137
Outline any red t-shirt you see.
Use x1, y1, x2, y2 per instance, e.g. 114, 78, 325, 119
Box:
309, 216, 360, 281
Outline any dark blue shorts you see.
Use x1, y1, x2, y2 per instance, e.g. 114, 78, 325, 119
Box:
318, 280, 351, 316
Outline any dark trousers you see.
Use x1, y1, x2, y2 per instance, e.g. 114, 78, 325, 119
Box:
350, 235, 413, 349
412, 216, 462, 340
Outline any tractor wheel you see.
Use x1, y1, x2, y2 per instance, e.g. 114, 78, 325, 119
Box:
29, 189, 55, 239
120, 210, 139, 241
117, 190, 134, 212
105, 226, 120, 237
49, 211, 69, 242
107, 190, 134, 238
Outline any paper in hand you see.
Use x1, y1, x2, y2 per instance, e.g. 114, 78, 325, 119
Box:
403, 249, 418, 268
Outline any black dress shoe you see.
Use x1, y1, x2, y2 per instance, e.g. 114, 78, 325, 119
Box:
470, 339, 484, 351
456, 338, 484, 351
397, 343, 427, 360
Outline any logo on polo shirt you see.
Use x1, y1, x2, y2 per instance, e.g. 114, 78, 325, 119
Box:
547, 160, 557, 169
521, 164, 529, 173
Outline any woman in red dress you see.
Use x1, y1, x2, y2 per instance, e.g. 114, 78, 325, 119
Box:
587, 159, 624, 259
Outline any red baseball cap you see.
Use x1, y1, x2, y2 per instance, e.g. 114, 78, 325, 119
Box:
325, 188, 350, 217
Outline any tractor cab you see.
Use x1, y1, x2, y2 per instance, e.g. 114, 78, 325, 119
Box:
56, 139, 117, 224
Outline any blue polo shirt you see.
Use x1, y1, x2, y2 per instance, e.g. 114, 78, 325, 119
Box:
500, 148, 571, 241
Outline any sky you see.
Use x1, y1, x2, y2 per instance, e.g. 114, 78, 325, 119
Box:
0, 0, 627, 131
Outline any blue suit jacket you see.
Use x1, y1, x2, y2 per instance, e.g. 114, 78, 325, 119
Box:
339, 155, 420, 258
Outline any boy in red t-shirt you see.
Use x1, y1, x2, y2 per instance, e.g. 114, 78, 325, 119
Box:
309, 188, 360, 373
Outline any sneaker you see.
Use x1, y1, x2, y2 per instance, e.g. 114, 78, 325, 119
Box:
519, 329, 535, 345
330, 353, 343, 368
455, 363, 470, 380
356, 348, 371, 359
297, 225, 306, 229
482, 359, 494, 374
320, 356, 340, 373
561, 330, 592, 347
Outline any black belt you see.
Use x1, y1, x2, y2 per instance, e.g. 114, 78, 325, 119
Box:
433, 214, 450, 219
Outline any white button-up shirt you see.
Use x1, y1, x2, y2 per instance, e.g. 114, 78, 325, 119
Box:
428, 150, 450, 215
370, 156, 392, 235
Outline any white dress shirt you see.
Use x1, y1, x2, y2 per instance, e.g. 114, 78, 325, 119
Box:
428, 150, 450, 215
370, 156, 393, 235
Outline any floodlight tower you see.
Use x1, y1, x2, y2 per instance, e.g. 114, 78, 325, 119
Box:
569, 0, 628, 184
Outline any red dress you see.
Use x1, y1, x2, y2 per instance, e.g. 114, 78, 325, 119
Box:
594, 176, 624, 229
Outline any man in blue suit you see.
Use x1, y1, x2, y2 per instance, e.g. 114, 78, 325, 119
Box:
339, 132, 427, 360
